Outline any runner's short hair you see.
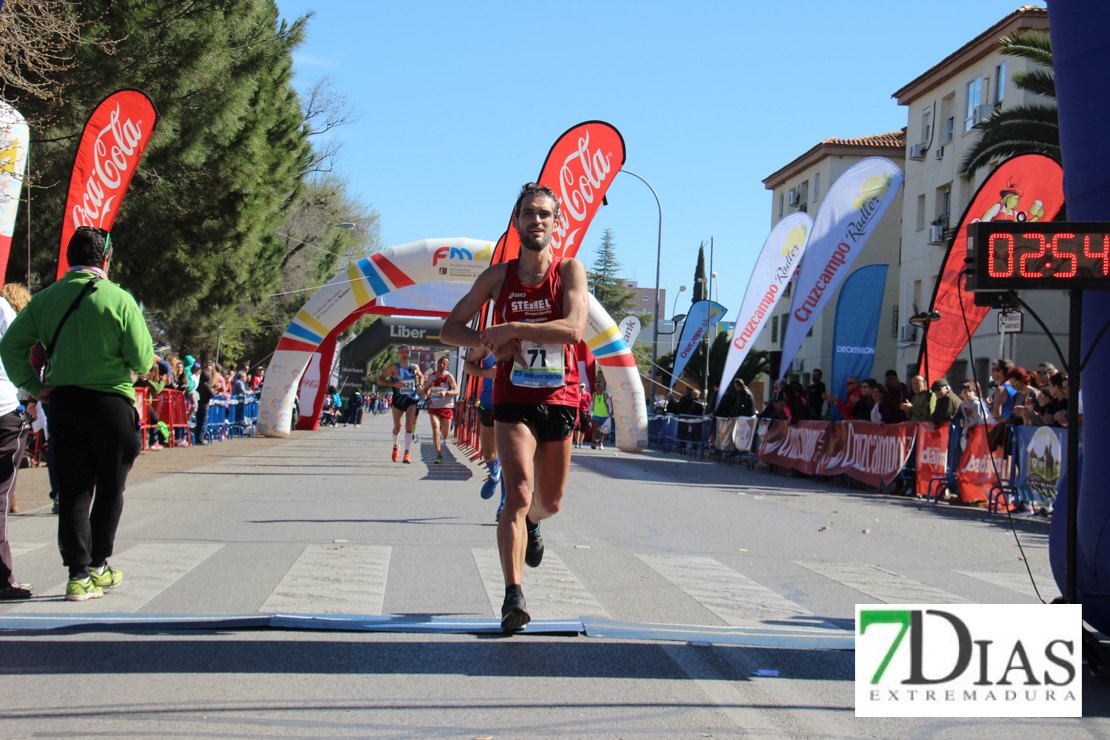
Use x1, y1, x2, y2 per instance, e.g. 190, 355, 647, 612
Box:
514, 182, 561, 222
67, 226, 112, 267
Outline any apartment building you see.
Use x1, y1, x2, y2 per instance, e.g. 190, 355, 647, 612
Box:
892, 5, 1062, 388
755, 132, 906, 401
621, 280, 665, 319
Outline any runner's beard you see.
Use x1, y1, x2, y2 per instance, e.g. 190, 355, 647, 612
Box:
519, 228, 551, 252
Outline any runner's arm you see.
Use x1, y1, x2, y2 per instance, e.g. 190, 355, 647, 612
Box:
479, 258, 589, 348
463, 347, 496, 379
441, 265, 505, 348
375, 363, 400, 388
445, 372, 459, 397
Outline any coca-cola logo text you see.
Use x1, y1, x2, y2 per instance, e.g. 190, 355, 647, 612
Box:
72, 104, 146, 229
552, 132, 612, 254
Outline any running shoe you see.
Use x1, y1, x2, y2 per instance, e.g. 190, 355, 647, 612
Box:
525, 521, 544, 568
435, 455, 442, 464
0, 583, 32, 600
392, 446, 399, 462
65, 578, 103, 601
402, 453, 411, 464
481, 476, 498, 500
89, 564, 123, 589
501, 591, 531, 632
495, 504, 503, 523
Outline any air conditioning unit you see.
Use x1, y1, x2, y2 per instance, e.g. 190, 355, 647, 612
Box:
909, 143, 928, 160
900, 325, 919, 342
788, 190, 801, 205
935, 146, 945, 160
927, 225, 946, 244
972, 104, 993, 128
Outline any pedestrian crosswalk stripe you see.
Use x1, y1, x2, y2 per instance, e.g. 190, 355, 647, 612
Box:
260, 545, 391, 615
7, 543, 224, 614
472, 548, 609, 620
956, 570, 1054, 600
637, 554, 832, 629
794, 561, 969, 604
9, 543, 47, 558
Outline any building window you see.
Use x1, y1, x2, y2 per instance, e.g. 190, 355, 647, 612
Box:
779, 193, 784, 217
922, 107, 932, 143
784, 282, 792, 298
781, 315, 788, 341
642, 295, 649, 301
771, 315, 779, 343
916, 194, 926, 231
813, 172, 820, 201
995, 62, 1006, 105
964, 75, 982, 133
941, 93, 955, 142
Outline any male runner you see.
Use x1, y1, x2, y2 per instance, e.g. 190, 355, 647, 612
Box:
442, 182, 589, 631
423, 355, 458, 464
464, 347, 504, 512
377, 345, 423, 463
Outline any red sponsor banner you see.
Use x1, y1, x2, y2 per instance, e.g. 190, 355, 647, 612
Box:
56, 89, 159, 279
757, 420, 829, 477
915, 423, 951, 497
817, 421, 917, 488
922, 154, 1064, 383
956, 424, 1007, 503
492, 121, 626, 265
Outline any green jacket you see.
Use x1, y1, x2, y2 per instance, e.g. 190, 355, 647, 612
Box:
0, 271, 154, 403
907, 390, 935, 422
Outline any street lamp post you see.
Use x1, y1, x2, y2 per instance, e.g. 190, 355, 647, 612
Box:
621, 169, 662, 399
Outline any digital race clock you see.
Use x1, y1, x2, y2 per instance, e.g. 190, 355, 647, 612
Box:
966, 221, 1110, 291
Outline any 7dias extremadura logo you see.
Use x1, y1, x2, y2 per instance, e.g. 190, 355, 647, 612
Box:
855, 604, 1082, 717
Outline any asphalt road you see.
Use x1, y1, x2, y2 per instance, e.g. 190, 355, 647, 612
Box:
1, 413, 1106, 739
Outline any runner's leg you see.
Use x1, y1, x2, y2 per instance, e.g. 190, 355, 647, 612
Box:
404, 404, 416, 455
495, 420, 537, 588
530, 436, 572, 523
430, 413, 442, 457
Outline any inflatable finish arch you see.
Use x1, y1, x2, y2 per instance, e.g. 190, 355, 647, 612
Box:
258, 238, 648, 452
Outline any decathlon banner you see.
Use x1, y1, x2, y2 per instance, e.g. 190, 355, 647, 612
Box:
714, 212, 812, 408
669, 300, 726, 390
0, 101, 28, 287
491, 121, 625, 265
828, 264, 888, 420
56, 89, 159, 279
921, 154, 1064, 384
779, 157, 903, 380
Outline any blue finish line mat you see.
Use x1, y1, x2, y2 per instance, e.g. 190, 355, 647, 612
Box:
0, 612, 854, 649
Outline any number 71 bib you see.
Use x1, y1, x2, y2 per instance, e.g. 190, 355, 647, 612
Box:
510, 342, 565, 388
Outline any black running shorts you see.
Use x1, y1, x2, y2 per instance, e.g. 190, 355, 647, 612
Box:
392, 395, 418, 412
478, 406, 494, 428
494, 403, 577, 441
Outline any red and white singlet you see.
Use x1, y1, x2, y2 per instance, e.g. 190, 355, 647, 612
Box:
491, 257, 580, 407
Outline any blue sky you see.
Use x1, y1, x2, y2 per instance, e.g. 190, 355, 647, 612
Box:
275, 0, 1043, 320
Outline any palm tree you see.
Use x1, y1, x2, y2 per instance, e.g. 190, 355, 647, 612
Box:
958, 31, 1058, 177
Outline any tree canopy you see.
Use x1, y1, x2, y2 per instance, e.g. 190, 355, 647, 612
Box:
3, 0, 380, 363
587, 228, 637, 320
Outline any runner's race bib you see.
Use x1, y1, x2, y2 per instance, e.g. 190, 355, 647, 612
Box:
511, 342, 565, 388
399, 379, 416, 394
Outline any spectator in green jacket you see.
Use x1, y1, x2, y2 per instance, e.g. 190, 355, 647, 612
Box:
0, 226, 153, 603
929, 378, 963, 426
901, 374, 935, 422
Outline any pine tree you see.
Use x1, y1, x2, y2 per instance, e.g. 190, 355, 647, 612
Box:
587, 228, 636, 319
692, 244, 707, 303
7, 0, 313, 353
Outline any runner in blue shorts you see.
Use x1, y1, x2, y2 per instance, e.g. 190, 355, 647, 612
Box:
377, 345, 423, 463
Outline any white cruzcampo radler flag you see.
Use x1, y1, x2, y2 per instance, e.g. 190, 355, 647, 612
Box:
777, 157, 903, 380
715, 211, 813, 409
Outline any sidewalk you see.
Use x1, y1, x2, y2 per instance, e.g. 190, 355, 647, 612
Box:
10, 429, 316, 514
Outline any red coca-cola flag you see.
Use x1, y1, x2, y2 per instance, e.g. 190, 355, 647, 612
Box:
921, 154, 1063, 384
56, 89, 159, 279
915, 423, 951, 497
492, 121, 626, 265
956, 424, 1007, 504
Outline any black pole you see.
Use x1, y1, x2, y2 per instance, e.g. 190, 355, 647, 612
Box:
1066, 289, 1081, 604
